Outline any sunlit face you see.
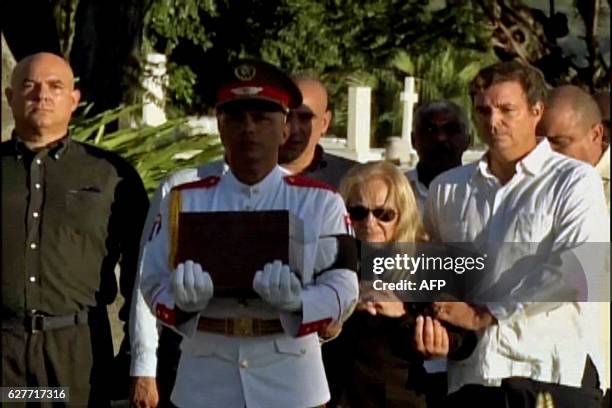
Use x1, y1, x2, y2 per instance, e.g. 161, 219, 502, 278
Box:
537, 105, 603, 166
473, 80, 542, 162
6, 53, 80, 142
348, 178, 398, 243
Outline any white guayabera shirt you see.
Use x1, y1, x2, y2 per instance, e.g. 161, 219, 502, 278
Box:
425, 139, 609, 393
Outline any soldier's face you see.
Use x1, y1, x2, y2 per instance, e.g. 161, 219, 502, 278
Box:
218, 106, 289, 167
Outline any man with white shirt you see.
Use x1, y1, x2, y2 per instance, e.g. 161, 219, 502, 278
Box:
138, 59, 358, 408
400, 100, 471, 407
415, 61, 608, 407
405, 100, 471, 212
537, 85, 609, 211
536, 84, 610, 399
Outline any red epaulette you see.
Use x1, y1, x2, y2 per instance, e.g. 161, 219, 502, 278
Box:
172, 176, 220, 191
283, 175, 336, 192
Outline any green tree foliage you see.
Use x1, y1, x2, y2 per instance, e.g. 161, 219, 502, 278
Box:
145, 0, 490, 102
145, 0, 496, 136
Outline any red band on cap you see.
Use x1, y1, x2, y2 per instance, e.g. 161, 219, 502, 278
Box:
217, 81, 290, 109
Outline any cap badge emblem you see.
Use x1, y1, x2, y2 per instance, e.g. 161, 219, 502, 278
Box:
235, 64, 256, 81
230, 86, 263, 96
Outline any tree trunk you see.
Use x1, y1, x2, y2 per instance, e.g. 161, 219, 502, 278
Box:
69, 0, 146, 116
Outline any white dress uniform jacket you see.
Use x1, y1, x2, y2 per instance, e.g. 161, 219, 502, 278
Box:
425, 139, 609, 394
140, 165, 359, 408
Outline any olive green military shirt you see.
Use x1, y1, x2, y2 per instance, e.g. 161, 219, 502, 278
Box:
302, 145, 358, 188
1, 136, 148, 323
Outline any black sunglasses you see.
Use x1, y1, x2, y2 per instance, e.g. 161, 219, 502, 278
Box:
347, 206, 397, 222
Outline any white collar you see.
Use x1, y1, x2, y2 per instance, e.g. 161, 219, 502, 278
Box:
225, 165, 284, 194
474, 138, 551, 183
596, 146, 610, 181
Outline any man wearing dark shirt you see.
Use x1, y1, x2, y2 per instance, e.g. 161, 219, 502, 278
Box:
279, 76, 357, 187
1, 52, 148, 406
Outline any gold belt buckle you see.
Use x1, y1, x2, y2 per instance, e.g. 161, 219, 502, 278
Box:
232, 318, 254, 336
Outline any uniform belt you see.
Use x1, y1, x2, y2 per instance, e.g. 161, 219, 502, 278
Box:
197, 317, 284, 336
2, 311, 89, 333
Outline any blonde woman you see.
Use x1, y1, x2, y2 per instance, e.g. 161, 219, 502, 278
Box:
322, 161, 429, 408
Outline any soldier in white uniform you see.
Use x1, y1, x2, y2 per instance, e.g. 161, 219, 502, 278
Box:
139, 59, 359, 408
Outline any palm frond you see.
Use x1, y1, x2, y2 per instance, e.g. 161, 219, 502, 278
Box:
72, 104, 223, 195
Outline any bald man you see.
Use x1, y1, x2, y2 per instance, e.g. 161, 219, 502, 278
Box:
537, 84, 611, 397
279, 76, 357, 187
1, 53, 148, 406
537, 85, 609, 210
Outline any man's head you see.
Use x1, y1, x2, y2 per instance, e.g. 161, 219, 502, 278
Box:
5, 52, 80, 146
537, 85, 604, 166
412, 100, 470, 173
470, 61, 547, 163
278, 76, 332, 166
214, 59, 301, 184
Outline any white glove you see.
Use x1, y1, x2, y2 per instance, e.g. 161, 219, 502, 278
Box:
171, 260, 214, 312
253, 260, 302, 312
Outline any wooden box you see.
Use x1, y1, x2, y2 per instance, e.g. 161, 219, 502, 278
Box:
174, 210, 305, 298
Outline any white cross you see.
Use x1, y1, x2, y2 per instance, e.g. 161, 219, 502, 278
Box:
142, 53, 168, 127
400, 77, 419, 162
347, 86, 372, 162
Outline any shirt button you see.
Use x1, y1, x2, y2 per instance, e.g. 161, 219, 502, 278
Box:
239, 360, 249, 369
54, 154, 60, 160
35, 159, 42, 165
35, 183, 41, 189
30, 243, 37, 249
33, 212, 39, 218
29, 276, 36, 283
253, 188, 259, 194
